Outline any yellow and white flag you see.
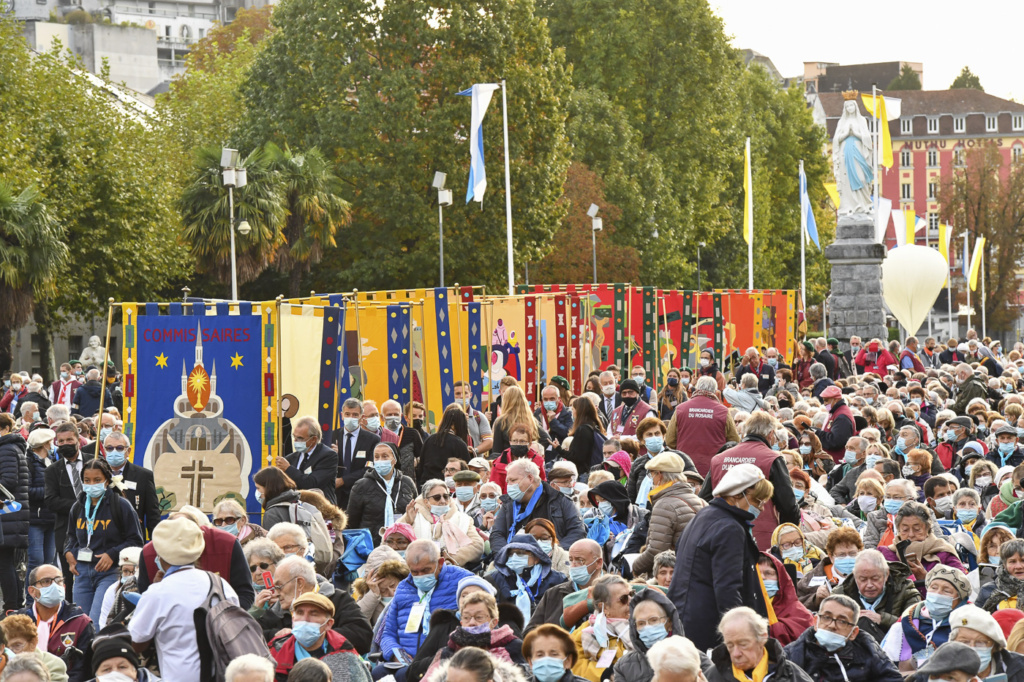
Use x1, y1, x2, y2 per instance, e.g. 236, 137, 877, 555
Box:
969, 236, 986, 291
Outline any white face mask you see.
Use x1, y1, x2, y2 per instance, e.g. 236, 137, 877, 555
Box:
97, 673, 136, 682
601, 385, 616, 397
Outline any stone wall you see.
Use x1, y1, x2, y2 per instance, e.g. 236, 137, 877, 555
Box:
824, 214, 888, 348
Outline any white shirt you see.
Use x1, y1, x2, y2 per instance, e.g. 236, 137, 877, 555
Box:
129, 567, 238, 682
98, 580, 119, 628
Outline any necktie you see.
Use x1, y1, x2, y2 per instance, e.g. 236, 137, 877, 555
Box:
344, 433, 353, 469
69, 462, 83, 498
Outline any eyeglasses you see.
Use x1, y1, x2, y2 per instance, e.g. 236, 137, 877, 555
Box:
213, 516, 241, 527
104, 445, 127, 453
818, 613, 855, 631
280, 544, 304, 555
461, 613, 492, 626
272, 576, 298, 593
33, 576, 64, 588
250, 561, 273, 573
778, 540, 802, 551
510, 441, 530, 446
634, 615, 667, 629
427, 493, 450, 503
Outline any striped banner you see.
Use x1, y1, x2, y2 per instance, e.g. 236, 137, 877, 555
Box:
614, 284, 627, 370
681, 291, 694, 370
569, 294, 581, 393
554, 294, 569, 382
643, 286, 657, 380
468, 302, 482, 410
121, 304, 138, 448
386, 304, 411, 404
524, 297, 538, 402
434, 287, 455, 408
713, 293, 725, 366
327, 295, 350, 425
262, 302, 278, 464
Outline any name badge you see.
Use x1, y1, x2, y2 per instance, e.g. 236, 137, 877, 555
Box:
808, 576, 827, 587
356, 450, 366, 459
596, 649, 616, 669
77, 548, 94, 562
124, 480, 137, 490
304, 467, 313, 475
405, 602, 427, 633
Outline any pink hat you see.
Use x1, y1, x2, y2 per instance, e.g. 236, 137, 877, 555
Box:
381, 522, 416, 544
821, 386, 842, 399
604, 450, 633, 476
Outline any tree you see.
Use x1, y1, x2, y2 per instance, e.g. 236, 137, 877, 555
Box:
530, 162, 639, 284
238, 0, 572, 294
186, 6, 273, 71
939, 144, 1024, 332
950, 66, 984, 92
888, 63, 922, 90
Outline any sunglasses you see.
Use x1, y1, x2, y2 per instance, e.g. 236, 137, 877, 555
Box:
213, 516, 241, 527
104, 445, 128, 453
249, 561, 272, 573
427, 493, 451, 503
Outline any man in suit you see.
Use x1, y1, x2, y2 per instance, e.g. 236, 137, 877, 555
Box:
597, 370, 621, 423
44, 421, 83, 590
333, 398, 380, 510
102, 430, 161, 540
276, 415, 339, 506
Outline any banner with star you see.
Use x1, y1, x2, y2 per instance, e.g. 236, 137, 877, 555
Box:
122, 302, 266, 517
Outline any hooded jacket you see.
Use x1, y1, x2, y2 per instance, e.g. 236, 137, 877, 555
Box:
760, 551, 814, 646
346, 467, 417, 546
486, 534, 567, 613
613, 588, 688, 682
70, 380, 113, 418
631, 480, 705, 576
0, 431, 29, 548
832, 561, 921, 642
784, 625, 902, 682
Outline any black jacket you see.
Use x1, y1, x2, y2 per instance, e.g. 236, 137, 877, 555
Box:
826, 462, 866, 505
27, 450, 56, 527
64, 488, 145, 564
254, 576, 372, 655
0, 432, 29, 548
283, 441, 339, 506
598, 394, 622, 423
71, 380, 113, 418
534, 406, 574, 444
784, 626, 902, 682
22, 390, 51, 413
669, 498, 766, 651
489, 482, 586, 557
346, 468, 417, 545
44, 454, 82, 536
736, 361, 777, 396
406, 603, 525, 682
614, 588, 689, 682
417, 432, 471, 486
707, 638, 813, 682
332, 427, 380, 509
815, 350, 837, 381
113, 460, 161, 541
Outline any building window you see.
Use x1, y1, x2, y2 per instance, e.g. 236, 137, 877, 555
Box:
901, 183, 912, 200
927, 149, 938, 167
900, 149, 912, 167
927, 117, 939, 134
987, 115, 998, 132
198, 28, 204, 38
1014, 144, 1023, 164
164, 25, 170, 37
954, 116, 965, 133
929, 213, 939, 231
954, 147, 965, 166
1014, 115, 1024, 131
928, 182, 937, 199
901, 118, 913, 135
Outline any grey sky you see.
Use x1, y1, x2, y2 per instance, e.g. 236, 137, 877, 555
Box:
712, 0, 1021, 101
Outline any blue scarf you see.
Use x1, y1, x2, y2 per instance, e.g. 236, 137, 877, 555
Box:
508, 485, 543, 543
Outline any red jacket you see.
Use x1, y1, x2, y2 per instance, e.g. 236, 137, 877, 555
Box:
673, 395, 730, 476
271, 629, 354, 679
708, 439, 783, 550
142, 524, 236, 580
854, 348, 898, 378
761, 552, 814, 646
489, 448, 547, 493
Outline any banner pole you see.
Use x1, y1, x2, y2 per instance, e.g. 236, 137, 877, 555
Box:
352, 291, 364, 401
417, 299, 432, 430
93, 298, 116, 459
454, 284, 467, 387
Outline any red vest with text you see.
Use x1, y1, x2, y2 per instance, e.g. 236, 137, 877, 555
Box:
821, 403, 858, 462
673, 395, 729, 476
142, 525, 236, 580
708, 439, 780, 550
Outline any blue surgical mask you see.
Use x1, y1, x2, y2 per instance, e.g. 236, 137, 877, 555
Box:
569, 560, 596, 586
36, 583, 65, 608
771, 443, 780, 451
763, 580, 779, 598
965, 464, 974, 477
767, 358, 778, 369
896, 437, 907, 451
222, 523, 239, 536
430, 504, 450, 516
543, 401, 557, 412
798, 445, 811, 456
746, 497, 761, 520
60, 371, 69, 380
865, 455, 880, 470
956, 508, 978, 524
645, 436, 665, 455
793, 489, 805, 503
507, 483, 525, 502
373, 460, 393, 477
559, 486, 574, 497
480, 497, 498, 512
99, 428, 113, 444
782, 546, 804, 562
682, 378, 690, 386
843, 450, 856, 464
638, 623, 668, 648
344, 417, 360, 432
925, 591, 954, 621
598, 500, 615, 518
83, 482, 106, 498
883, 499, 904, 515
833, 555, 857, 575
365, 417, 380, 431
814, 627, 848, 652
865, 397, 873, 405
291, 620, 326, 649
121, 574, 134, 585
531, 657, 567, 682
991, 556, 1002, 566
945, 430, 957, 442
506, 554, 530, 574
974, 645, 992, 671
105, 451, 126, 469
537, 539, 553, 554
413, 573, 437, 593
292, 440, 308, 453
1017, 428, 1024, 439
463, 623, 491, 635
455, 487, 474, 502
999, 442, 1016, 456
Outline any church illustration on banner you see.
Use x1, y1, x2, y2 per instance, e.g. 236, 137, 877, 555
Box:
143, 323, 253, 513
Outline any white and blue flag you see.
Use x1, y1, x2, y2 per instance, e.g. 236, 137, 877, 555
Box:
456, 83, 500, 203
799, 163, 819, 248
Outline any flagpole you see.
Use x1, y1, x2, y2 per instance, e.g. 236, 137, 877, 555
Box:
872, 86, 880, 218
800, 160, 807, 317
947, 224, 953, 338
501, 79, 514, 296
981, 243, 987, 338
966, 234, 972, 333
746, 137, 753, 290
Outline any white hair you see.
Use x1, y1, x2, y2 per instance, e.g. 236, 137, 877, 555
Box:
19, 401, 37, 416
46, 404, 70, 422
480, 481, 502, 496
811, 411, 828, 429
507, 459, 540, 481
694, 376, 718, 393
740, 373, 758, 389
853, 549, 889, 577
267, 522, 307, 548
647, 636, 704, 678
0, 654, 50, 681
719, 606, 769, 640
292, 415, 322, 441
225, 653, 275, 682
276, 554, 316, 587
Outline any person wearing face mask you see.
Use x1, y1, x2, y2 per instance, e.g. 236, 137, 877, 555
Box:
398, 481, 483, 568
419, 590, 526, 680
925, 477, 958, 521
630, 453, 705, 577
978, 539, 1024, 613
612, 588, 690, 682
26, 427, 58, 604
526, 539, 604, 632
735, 347, 776, 397
989, 425, 1024, 468
379, 399, 427, 471
449, 470, 483, 519
486, 535, 566, 625
596, 371, 622, 425
268, 592, 367, 681
606, 379, 655, 441
951, 364, 990, 416
696, 347, 727, 392
879, 565, 971, 671
15, 564, 95, 682
754, 553, 814, 646
657, 368, 688, 421
815, 386, 858, 465
966, 524, 1014, 602
347, 443, 416, 547
627, 417, 698, 504
273, 415, 340, 507
936, 417, 974, 470
45, 421, 94, 592
88, 633, 161, 682
784, 594, 903, 682
526, 518, 571, 576
585, 481, 642, 562
488, 423, 547, 495
670, 464, 775, 651
333, 398, 381, 510
490, 460, 585, 559
770, 523, 824, 580
948, 603, 1024, 681
98, 432, 159, 543
0, 375, 28, 415
63, 458, 143, 627
535, 384, 575, 449
96, 547, 141, 628
825, 436, 867, 505
830, 549, 922, 644
47, 363, 81, 410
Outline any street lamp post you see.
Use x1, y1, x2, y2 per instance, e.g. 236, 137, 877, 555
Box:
588, 204, 602, 285
433, 172, 453, 287
220, 148, 248, 301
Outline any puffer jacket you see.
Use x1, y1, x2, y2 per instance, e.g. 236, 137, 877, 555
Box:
27, 448, 56, 527
832, 561, 921, 642
631, 480, 706, 576
613, 588, 688, 682
784, 625, 902, 682
0, 432, 30, 548
346, 468, 416, 546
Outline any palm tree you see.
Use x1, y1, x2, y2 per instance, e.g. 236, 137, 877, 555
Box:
0, 182, 67, 372
178, 144, 287, 290
264, 143, 350, 297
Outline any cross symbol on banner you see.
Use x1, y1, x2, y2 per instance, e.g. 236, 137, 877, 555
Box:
181, 459, 215, 507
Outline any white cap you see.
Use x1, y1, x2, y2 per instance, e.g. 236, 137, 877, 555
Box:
712, 463, 765, 497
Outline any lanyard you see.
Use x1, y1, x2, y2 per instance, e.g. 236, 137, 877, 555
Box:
83, 495, 103, 547
832, 654, 850, 682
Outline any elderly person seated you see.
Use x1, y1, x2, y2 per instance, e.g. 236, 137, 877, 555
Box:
908, 641, 983, 682
486, 534, 567, 623
969, 524, 1015, 602
225, 654, 276, 682
246, 538, 287, 617
268, 592, 369, 681
864, 478, 924, 549
213, 498, 266, 546
980, 539, 1024, 613
630, 453, 705, 578
398, 478, 484, 568
878, 501, 965, 593
382, 522, 416, 557
613, 588, 685, 682
648, 551, 674, 589
949, 603, 1024, 680
0, 615, 67, 682
784, 594, 902, 682
346, 442, 417, 546
490, 459, 586, 558
350, 545, 408, 626
569, 575, 635, 681
796, 527, 862, 611
705, 606, 812, 682
90, 632, 161, 682
880, 566, 972, 671
756, 553, 813, 646
646, 636, 709, 682
832, 549, 922, 643
527, 539, 605, 632
524, 518, 571, 577
97, 547, 141, 627
522, 624, 587, 682
770, 523, 823, 579
421, 590, 526, 679
788, 468, 845, 545
847, 477, 884, 523
477, 482, 502, 532
905, 449, 934, 498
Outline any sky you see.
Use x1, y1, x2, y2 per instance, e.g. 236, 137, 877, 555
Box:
712, 0, 1022, 101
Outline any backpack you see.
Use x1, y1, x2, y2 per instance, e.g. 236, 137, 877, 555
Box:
275, 500, 333, 573
195, 571, 272, 679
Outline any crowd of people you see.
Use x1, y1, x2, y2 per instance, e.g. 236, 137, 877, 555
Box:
1, 330, 1024, 682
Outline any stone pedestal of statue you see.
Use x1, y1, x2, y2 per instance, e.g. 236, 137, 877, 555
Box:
824, 213, 888, 346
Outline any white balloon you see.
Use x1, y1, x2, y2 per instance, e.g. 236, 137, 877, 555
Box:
881, 245, 948, 335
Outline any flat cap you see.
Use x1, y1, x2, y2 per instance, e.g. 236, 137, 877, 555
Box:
290, 592, 335, 617
916, 641, 980, 676
946, 416, 974, 430
645, 453, 686, 474
452, 470, 480, 483
995, 424, 1018, 437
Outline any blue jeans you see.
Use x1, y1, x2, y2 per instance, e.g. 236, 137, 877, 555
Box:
72, 561, 118, 626
25, 525, 56, 604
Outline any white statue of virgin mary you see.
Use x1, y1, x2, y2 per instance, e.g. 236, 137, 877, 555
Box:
832, 92, 874, 216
